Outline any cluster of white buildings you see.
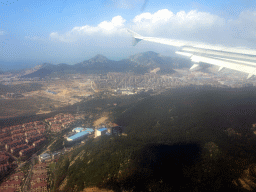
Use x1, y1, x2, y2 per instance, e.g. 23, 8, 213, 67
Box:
65, 125, 123, 142
39, 153, 51, 163
39, 151, 62, 163
65, 127, 110, 142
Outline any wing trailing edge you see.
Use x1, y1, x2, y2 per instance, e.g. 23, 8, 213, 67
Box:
127, 29, 256, 79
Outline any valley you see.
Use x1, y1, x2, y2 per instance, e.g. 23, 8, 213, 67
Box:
1, 52, 256, 191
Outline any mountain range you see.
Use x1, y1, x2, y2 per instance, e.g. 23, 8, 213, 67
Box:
19, 51, 191, 78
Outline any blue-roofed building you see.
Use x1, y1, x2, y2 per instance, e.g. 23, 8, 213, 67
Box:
95, 128, 108, 137
67, 128, 94, 141
67, 131, 89, 141
98, 128, 107, 132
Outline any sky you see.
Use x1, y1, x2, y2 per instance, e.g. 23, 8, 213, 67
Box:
0, 0, 256, 70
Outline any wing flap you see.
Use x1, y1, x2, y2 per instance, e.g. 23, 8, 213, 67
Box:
191, 55, 256, 78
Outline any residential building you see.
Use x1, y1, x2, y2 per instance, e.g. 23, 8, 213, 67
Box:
0, 164, 10, 177
0, 154, 9, 164
25, 130, 38, 137
33, 138, 46, 148
0, 133, 8, 139
0, 137, 12, 145
12, 133, 26, 141
25, 134, 43, 144
11, 129, 24, 135
9, 172, 24, 181
30, 181, 48, 192
31, 174, 47, 185
10, 144, 29, 154
19, 146, 35, 156
5, 140, 25, 151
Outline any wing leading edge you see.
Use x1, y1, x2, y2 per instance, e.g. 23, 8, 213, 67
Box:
127, 29, 256, 79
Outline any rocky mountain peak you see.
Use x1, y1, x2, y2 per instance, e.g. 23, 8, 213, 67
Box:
129, 51, 163, 66
88, 54, 109, 63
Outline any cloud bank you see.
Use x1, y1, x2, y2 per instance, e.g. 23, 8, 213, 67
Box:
50, 16, 126, 42
49, 9, 256, 48
132, 9, 225, 33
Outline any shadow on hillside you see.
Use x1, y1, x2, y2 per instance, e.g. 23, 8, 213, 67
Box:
103, 142, 244, 192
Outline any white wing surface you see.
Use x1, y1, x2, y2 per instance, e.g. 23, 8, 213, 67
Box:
127, 29, 256, 79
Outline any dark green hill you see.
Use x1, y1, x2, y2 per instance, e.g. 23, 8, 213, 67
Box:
53, 86, 256, 192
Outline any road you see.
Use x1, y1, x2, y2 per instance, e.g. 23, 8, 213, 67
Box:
21, 154, 35, 192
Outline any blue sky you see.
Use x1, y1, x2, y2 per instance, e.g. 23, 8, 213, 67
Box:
0, 0, 256, 70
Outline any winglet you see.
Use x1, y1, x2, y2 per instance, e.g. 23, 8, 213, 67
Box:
127, 29, 144, 46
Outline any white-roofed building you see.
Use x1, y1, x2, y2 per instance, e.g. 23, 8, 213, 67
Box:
95, 128, 108, 138
39, 153, 51, 163
72, 127, 84, 133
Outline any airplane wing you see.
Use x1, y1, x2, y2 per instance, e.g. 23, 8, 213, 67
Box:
127, 29, 256, 79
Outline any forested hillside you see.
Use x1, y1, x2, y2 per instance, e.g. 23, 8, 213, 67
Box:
53, 86, 256, 192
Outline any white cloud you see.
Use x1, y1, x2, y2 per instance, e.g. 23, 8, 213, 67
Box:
50, 16, 126, 42
0, 30, 4, 35
50, 9, 256, 48
130, 9, 256, 47
132, 9, 225, 41
133, 9, 224, 27
133, 9, 174, 23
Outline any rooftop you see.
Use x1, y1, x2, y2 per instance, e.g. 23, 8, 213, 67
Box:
67, 131, 89, 141
98, 128, 107, 132
73, 127, 84, 132
31, 181, 47, 188
40, 153, 50, 158
85, 128, 94, 132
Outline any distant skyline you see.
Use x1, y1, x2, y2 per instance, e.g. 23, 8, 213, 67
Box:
0, 0, 256, 70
